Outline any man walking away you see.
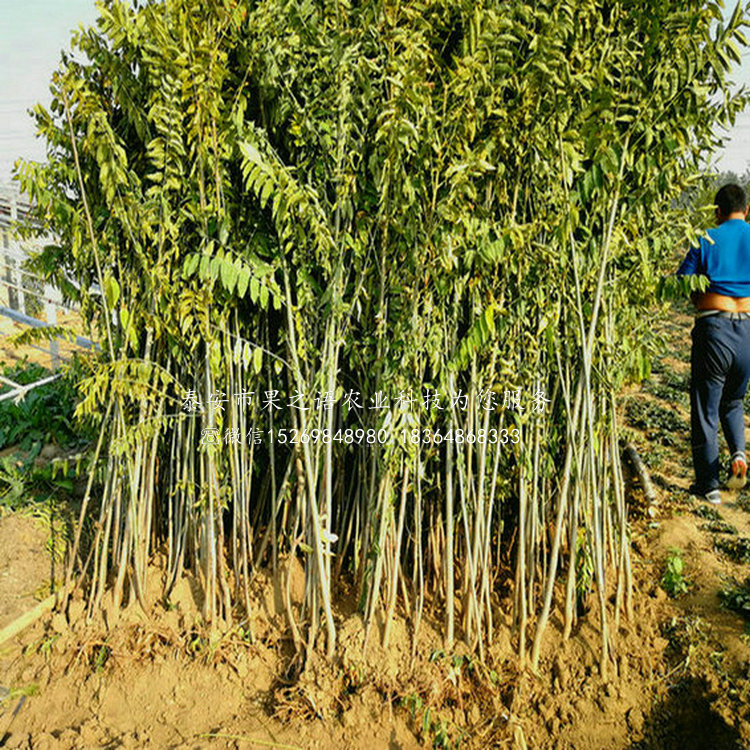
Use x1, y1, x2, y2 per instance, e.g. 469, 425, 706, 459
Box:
677, 183, 750, 504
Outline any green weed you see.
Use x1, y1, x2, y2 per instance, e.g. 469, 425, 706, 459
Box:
715, 537, 750, 564
90, 643, 111, 673
662, 547, 689, 597
700, 520, 737, 535
642, 378, 689, 407
24, 633, 60, 662
693, 505, 722, 520
0, 359, 94, 452
402, 696, 457, 750
719, 577, 750, 619
624, 399, 689, 447
8, 683, 39, 699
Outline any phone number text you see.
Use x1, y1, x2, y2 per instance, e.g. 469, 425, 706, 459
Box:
266, 428, 520, 446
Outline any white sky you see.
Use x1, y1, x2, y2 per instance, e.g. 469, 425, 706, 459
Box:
714, 112, 750, 175
713, 1, 750, 174
0, 1, 98, 183
1, 1, 750, 182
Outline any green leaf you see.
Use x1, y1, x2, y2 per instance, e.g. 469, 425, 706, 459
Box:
104, 276, 120, 309
237, 264, 250, 298
183, 253, 200, 279
220, 257, 238, 293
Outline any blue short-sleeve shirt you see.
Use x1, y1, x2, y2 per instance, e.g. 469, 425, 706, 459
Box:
677, 218, 750, 297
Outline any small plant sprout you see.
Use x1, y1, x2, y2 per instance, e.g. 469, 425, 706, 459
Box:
662, 548, 689, 598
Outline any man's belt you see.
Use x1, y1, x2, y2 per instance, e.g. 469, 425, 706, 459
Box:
695, 310, 750, 320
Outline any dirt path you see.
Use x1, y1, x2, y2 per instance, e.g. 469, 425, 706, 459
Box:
620, 305, 750, 747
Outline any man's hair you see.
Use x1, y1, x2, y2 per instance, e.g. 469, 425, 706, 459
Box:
715, 183, 747, 216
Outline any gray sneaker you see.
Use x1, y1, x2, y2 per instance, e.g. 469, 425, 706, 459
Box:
705, 489, 722, 505
689, 484, 722, 504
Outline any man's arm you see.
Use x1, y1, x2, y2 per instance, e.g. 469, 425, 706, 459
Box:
677, 243, 702, 277
676, 242, 705, 307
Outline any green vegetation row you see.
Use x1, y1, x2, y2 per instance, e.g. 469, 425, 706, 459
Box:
14, 0, 749, 672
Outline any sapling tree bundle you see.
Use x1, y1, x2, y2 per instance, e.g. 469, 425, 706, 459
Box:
15, 0, 748, 671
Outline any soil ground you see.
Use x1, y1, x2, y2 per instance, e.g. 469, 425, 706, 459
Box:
0, 307, 87, 371
1, 305, 750, 749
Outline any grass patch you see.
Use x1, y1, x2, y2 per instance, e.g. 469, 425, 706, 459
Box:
642, 378, 689, 407
693, 505, 722, 521
714, 537, 750, 564
0, 358, 94, 453
700, 520, 737, 535
719, 576, 750, 619
624, 399, 689, 447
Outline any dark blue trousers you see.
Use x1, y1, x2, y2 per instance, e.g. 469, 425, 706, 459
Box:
690, 315, 750, 492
